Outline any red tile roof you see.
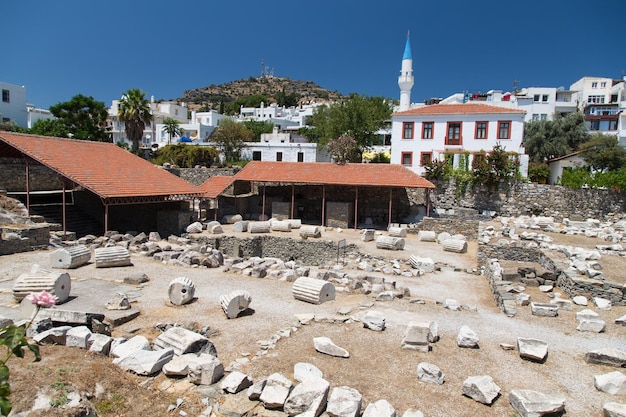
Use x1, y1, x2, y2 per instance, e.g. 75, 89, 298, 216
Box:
394, 103, 525, 116
199, 176, 235, 198
234, 161, 435, 188
0, 133, 203, 200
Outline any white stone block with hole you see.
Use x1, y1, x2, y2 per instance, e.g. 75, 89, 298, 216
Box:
12, 264, 71, 303
168, 276, 196, 305
49, 245, 91, 269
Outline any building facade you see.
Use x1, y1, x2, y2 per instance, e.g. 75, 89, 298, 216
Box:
0, 82, 27, 128
390, 103, 527, 175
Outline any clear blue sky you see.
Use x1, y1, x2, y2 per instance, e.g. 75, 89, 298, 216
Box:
3, 0, 623, 110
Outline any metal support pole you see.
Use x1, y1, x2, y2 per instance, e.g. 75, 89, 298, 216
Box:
426, 189, 431, 217
291, 184, 295, 219
62, 181, 67, 239
388, 188, 392, 228
25, 158, 30, 215
321, 185, 326, 226
104, 204, 109, 235
262, 185, 266, 220
354, 186, 359, 230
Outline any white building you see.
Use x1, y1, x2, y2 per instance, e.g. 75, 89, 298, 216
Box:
26, 104, 55, 129
391, 103, 527, 175
238, 101, 322, 128
0, 81, 27, 128
154, 110, 234, 146
108, 97, 189, 148
239, 126, 330, 163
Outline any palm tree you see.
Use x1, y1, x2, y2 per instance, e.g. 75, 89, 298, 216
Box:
162, 117, 184, 145
118, 88, 152, 153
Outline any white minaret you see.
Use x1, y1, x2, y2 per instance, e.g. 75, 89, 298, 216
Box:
398, 31, 414, 111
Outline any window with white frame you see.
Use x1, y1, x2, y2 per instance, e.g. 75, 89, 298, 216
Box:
588, 95, 605, 104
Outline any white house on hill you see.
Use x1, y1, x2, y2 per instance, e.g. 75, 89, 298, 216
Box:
390, 103, 527, 175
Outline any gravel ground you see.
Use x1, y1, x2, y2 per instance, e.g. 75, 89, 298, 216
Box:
0, 226, 625, 416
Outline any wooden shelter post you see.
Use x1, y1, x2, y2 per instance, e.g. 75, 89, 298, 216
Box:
104, 203, 109, 235
426, 189, 431, 217
262, 185, 266, 220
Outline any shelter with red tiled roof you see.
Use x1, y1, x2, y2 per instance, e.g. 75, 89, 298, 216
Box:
0, 132, 203, 236
391, 103, 527, 176
226, 161, 435, 228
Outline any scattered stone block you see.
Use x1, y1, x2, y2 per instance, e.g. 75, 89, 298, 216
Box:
409, 255, 434, 273
106, 293, 131, 310
65, 325, 92, 348
362, 399, 397, 417
402, 321, 434, 351
94, 246, 131, 268
188, 354, 224, 385
402, 409, 425, 417
223, 214, 243, 224
110, 335, 151, 359
33, 325, 71, 345
361, 229, 376, 242
326, 386, 362, 417
462, 375, 501, 405
573, 296, 589, 306
49, 245, 91, 269
530, 302, 558, 317
442, 238, 467, 253
12, 265, 71, 303
594, 297, 612, 310
457, 325, 479, 348
88, 333, 113, 355
616, 315, 626, 326
220, 290, 252, 319
232, 220, 249, 233
271, 220, 292, 232
284, 377, 330, 417
417, 230, 436, 242
154, 326, 216, 356
247, 379, 267, 400
292, 277, 335, 304
577, 318, 606, 333
259, 372, 294, 409
376, 235, 405, 250
294, 362, 323, 382
113, 348, 175, 376
362, 310, 386, 332
576, 309, 599, 321
417, 362, 444, 385
162, 353, 200, 377
388, 226, 407, 237
517, 337, 548, 362
222, 371, 253, 394
168, 276, 195, 305
186, 221, 203, 233
604, 402, 626, 417
509, 389, 565, 417
595, 371, 626, 395
248, 221, 271, 233
550, 298, 572, 311
313, 337, 349, 358
585, 348, 626, 367
300, 225, 321, 238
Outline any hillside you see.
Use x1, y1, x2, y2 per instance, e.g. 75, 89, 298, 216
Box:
180, 76, 344, 112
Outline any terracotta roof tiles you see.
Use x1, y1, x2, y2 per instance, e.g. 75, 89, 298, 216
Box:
0, 133, 203, 200
234, 161, 435, 188
199, 176, 235, 198
394, 103, 525, 116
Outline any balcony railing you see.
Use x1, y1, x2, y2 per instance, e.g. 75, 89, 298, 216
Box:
445, 136, 462, 146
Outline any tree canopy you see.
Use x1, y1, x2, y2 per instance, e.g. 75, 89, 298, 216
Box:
579, 133, 626, 172
40, 94, 109, 141
118, 88, 153, 153
151, 144, 219, 168
523, 112, 589, 163
242, 120, 274, 141
304, 94, 392, 155
209, 119, 254, 163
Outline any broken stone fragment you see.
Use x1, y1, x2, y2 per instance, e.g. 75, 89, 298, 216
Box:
313, 337, 349, 358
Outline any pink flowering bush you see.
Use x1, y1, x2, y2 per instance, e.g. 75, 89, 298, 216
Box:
0, 290, 57, 415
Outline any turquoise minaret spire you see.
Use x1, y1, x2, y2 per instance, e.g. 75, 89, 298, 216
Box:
398, 31, 414, 111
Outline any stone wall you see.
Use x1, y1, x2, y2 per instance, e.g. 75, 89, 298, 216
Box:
164, 167, 239, 186
410, 218, 480, 240
0, 224, 51, 255
557, 269, 626, 306
411, 179, 626, 222
0, 158, 64, 191
189, 235, 355, 266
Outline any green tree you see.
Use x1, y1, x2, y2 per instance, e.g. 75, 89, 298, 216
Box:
29, 119, 68, 137
118, 88, 153, 153
307, 94, 392, 155
209, 119, 254, 163
523, 112, 589, 162
46, 94, 109, 141
242, 120, 274, 141
580, 133, 626, 172
162, 117, 184, 145
0, 121, 26, 133
151, 144, 219, 168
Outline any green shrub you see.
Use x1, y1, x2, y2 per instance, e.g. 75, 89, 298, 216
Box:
151, 144, 219, 168
528, 163, 550, 183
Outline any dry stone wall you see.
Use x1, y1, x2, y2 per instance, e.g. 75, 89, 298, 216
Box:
413, 179, 626, 222
164, 167, 238, 186
0, 158, 64, 191
0, 224, 51, 255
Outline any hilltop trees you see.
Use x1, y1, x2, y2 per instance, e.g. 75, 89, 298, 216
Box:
32, 94, 109, 141
118, 88, 152, 153
305, 94, 392, 158
209, 119, 254, 163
